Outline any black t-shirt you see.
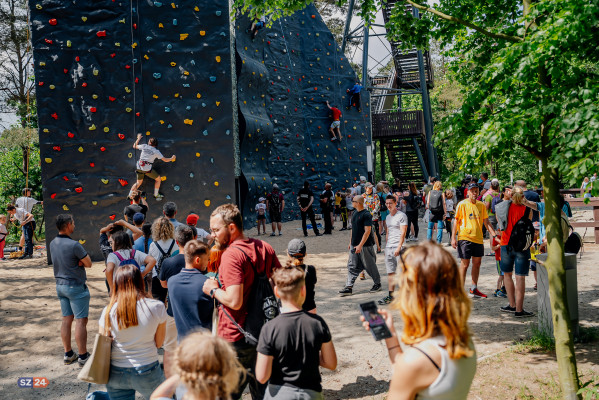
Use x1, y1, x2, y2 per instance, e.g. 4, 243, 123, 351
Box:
320, 189, 333, 211
123, 203, 148, 221
257, 311, 332, 392
167, 268, 213, 339
524, 190, 541, 222
300, 264, 317, 311
351, 209, 374, 247
158, 254, 186, 317
99, 233, 112, 263
297, 188, 314, 208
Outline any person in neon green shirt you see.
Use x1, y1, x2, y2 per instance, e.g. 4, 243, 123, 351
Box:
452, 183, 497, 298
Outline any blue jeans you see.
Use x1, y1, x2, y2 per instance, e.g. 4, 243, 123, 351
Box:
106, 361, 164, 400
427, 220, 444, 243
500, 246, 531, 276
22, 221, 34, 255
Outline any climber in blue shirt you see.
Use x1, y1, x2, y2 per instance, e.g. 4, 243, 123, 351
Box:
346, 82, 363, 112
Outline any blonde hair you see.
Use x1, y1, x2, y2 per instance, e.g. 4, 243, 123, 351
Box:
445, 189, 454, 199
0, 214, 6, 222
511, 186, 525, 205
433, 181, 443, 191
175, 331, 244, 400
273, 265, 305, 300
152, 216, 174, 241
394, 242, 473, 359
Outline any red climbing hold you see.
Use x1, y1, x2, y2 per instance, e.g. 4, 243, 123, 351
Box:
311, 14, 315, 18
90, 162, 95, 167
133, 23, 137, 29
52, 146, 61, 151
63, 69, 68, 74
96, 30, 107, 37
38, 81, 44, 86
90, 107, 97, 113
100, 146, 106, 152
110, 53, 116, 58
67, 132, 75, 138
45, 39, 53, 44
135, 112, 140, 117
82, 82, 88, 87
50, 193, 56, 199
75, 56, 80, 62
51, 113, 58, 120
118, 178, 128, 187
267, 41, 270, 44
63, 176, 69, 181
75, 187, 83, 193
125, 65, 131, 69
118, 133, 125, 140
109, 214, 116, 220
135, 77, 139, 83
49, 18, 57, 26
109, 96, 116, 101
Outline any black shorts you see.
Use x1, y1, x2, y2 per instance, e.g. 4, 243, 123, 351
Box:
457, 240, 484, 259
270, 210, 281, 223
256, 214, 266, 221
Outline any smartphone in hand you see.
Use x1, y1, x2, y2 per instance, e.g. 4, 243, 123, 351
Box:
359, 301, 392, 341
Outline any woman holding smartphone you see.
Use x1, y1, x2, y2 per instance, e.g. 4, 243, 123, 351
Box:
361, 242, 476, 399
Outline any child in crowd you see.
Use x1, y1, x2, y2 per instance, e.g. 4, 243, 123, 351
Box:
530, 222, 541, 291
256, 265, 337, 399
150, 332, 243, 400
286, 239, 317, 313
491, 231, 506, 297
256, 197, 267, 235
0, 214, 7, 260
445, 189, 455, 244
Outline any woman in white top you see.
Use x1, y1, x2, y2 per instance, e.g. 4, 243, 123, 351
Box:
148, 217, 176, 303
361, 242, 476, 399
105, 231, 156, 293
99, 265, 167, 399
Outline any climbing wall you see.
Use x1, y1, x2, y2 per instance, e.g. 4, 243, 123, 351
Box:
29, 0, 234, 260
236, 5, 371, 227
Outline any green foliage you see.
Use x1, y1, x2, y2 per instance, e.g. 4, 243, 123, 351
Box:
578, 376, 599, 400
512, 323, 556, 353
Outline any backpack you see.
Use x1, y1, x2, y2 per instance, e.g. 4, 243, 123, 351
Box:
508, 212, 535, 252
491, 196, 503, 214
220, 246, 279, 346
154, 240, 175, 275
562, 216, 583, 255
114, 249, 141, 269
269, 193, 281, 210
379, 193, 388, 212
429, 190, 443, 213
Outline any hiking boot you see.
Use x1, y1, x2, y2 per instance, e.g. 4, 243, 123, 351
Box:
78, 352, 90, 366
369, 284, 382, 293
64, 351, 78, 365
500, 305, 516, 313
469, 288, 487, 298
493, 289, 507, 298
377, 295, 393, 305
515, 310, 535, 318
338, 286, 353, 297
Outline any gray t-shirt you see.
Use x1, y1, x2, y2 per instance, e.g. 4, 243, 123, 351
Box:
50, 235, 88, 285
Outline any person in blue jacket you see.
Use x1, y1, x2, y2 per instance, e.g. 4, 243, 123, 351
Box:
346, 81, 363, 112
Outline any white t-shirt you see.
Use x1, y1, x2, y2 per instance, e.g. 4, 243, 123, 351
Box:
255, 203, 266, 215
148, 239, 176, 278
445, 198, 455, 213
385, 211, 408, 249
99, 298, 167, 368
136, 144, 164, 172
106, 249, 149, 273
13, 207, 32, 223
15, 197, 40, 213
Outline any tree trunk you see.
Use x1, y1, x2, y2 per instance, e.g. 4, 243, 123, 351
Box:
540, 163, 580, 399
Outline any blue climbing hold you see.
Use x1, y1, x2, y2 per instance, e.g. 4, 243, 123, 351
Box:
132, 58, 138, 64
210, 76, 217, 82
146, 36, 153, 41
202, 103, 206, 107
153, 73, 162, 79
226, 195, 231, 199
164, 106, 170, 112
189, 173, 194, 178
167, 124, 172, 128
173, 185, 180, 191
225, 130, 230, 135
173, 19, 177, 26
186, 105, 191, 110
210, 157, 214, 163
183, 83, 190, 87
154, 1, 162, 6
191, 60, 195, 65
167, 44, 172, 50
216, 10, 222, 16
203, 130, 208, 136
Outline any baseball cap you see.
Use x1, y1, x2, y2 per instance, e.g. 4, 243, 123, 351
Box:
468, 183, 479, 190
287, 238, 306, 257
259, 197, 266, 202
186, 213, 199, 225
360, 176, 366, 182
273, 183, 279, 189
365, 182, 373, 188
132, 212, 145, 225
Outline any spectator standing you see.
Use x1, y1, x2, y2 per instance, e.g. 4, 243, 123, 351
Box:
163, 201, 182, 229
185, 213, 214, 245
480, 172, 491, 191
202, 204, 282, 400
134, 222, 153, 253
286, 239, 318, 313
362, 243, 477, 399
378, 196, 408, 305
7, 204, 35, 259
491, 232, 507, 298
105, 230, 156, 293
15, 187, 43, 254
338, 196, 381, 296
444, 189, 455, 244
99, 265, 166, 399
256, 266, 337, 399
148, 217, 176, 303
581, 176, 592, 198
405, 182, 421, 242
297, 181, 321, 237
484, 180, 501, 230
516, 180, 541, 222
124, 191, 148, 222
377, 183, 389, 236
0, 214, 7, 260
255, 197, 267, 235
451, 183, 497, 298
50, 214, 93, 365
266, 184, 285, 236
426, 181, 447, 244
320, 183, 334, 235
363, 183, 382, 252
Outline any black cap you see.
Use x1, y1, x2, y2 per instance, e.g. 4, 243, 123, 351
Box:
467, 183, 479, 190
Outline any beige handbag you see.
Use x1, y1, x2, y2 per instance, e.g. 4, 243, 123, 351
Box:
78, 308, 113, 384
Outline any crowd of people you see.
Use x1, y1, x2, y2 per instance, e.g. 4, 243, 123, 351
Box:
2, 166, 584, 400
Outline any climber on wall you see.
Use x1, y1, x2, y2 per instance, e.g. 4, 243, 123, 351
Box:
346, 81, 363, 112
249, 15, 267, 40
130, 134, 176, 201
326, 100, 343, 141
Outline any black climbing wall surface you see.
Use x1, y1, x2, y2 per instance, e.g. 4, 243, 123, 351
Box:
29, 0, 234, 260
236, 5, 371, 227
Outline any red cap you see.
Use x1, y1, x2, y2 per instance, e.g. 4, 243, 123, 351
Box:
186, 214, 199, 225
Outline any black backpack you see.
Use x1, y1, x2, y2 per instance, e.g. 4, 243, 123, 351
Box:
508, 212, 535, 252
379, 193, 388, 212
429, 190, 443, 213
562, 216, 583, 255
154, 240, 175, 276
221, 246, 279, 346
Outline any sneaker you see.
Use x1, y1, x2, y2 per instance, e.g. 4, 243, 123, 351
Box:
78, 352, 90, 366
64, 351, 78, 365
18, 254, 32, 259
359, 271, 366, 280
278, 233, 282, 236
316, 233, 323, 236
369, 284, 382, 293
270, 233, 276, 237
154, 193, 164, 201
331, 137, 337, 142
497, 289, 507, 298
377, 295, 393, 305
339, 227, 347, 231
469, 288, 487, 298
500, 305, 516, 313
338, 286, 353, 296
515, 310, 535, 318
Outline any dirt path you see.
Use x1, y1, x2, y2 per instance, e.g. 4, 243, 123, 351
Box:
1, 219, 597, 399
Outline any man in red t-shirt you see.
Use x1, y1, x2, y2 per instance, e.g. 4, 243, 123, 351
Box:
203, 204, 282, 399
326, 100, 342, 141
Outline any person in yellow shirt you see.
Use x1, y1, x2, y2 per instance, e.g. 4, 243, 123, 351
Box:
451, 183, 497, 298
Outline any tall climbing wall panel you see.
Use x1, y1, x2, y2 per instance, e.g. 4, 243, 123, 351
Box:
236, 5, 371, 227
29, 0, 234, 260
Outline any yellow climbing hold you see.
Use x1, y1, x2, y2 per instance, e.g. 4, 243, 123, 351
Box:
104, 127, 110, 132
184, 119, 193, 125
153, 94, 158, 99
196, 93, 202, 99
79, 239, 86, 245
196, 152, 201, 157
160, 120, 165, 124
101, 179, 108, 184
204, 199, 211, 207
170, 62, 177, 67
92, 201, 98, 205
171, 2, 176, 8
214, 181, 219, 186
180, 33, 189, 40
49, 85, 55, 89
115, 42, 120, 46
194, 6, 199, 11
159, 23, 164, 28
216, 101, 220, 106
125, 87, 131, 93
126, 107, 132, 112
144, 54, 149, 60
93, 69, 99, 76
88, 125, 96, 131
146, 131, 151, 135
63, 205, 69, 211
67, 40, 72, 47
200, 31, 206, 36
161, 176, 167, 181
39, 61, 46, 66
45, 158, 52, 163
183, 71, 189, 75
132, 43, 137, 49
92, 94, 98, 99
68, 98, 73, 102
174, 93, 179, 97
208, 117, 213, 122
215, 56, 221, 62
128, 153, 133, 158
43, 128, 49, 133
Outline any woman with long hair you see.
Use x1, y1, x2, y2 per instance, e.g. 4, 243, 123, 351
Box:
148, 217, 176, 303
150, 331, 243, 400
426, 181, 447, 243
361, 242, 476, 399
405, 182, 420, 242
100, 265, 167, 399
105, 231, 156, 293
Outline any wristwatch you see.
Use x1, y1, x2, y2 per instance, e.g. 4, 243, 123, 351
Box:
210, 288, 219, 298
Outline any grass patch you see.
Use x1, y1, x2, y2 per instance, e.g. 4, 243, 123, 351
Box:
512, 323, 555, 353
578, 372, 599, 400
577, 326, 599, 344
